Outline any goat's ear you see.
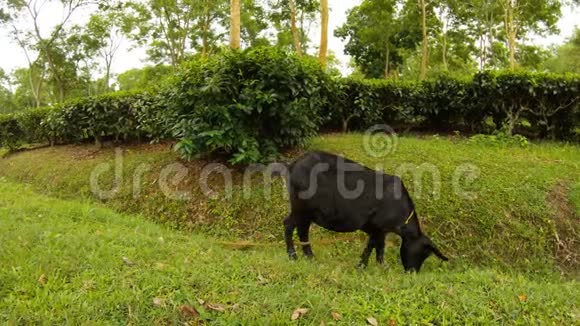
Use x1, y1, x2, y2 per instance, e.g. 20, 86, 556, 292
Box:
429, 244, 449, 261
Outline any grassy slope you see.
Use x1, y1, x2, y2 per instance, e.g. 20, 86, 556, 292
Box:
0, 134, 578, 273
0, 179, 578, 324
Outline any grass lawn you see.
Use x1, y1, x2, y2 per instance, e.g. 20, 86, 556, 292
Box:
0, 134, 578, 274
0, 179, 578, 324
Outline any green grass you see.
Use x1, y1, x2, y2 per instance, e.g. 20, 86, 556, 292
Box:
0, 134, 578, 274
0, 179, 578, 324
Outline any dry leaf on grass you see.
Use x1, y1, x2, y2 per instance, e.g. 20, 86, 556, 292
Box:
518, 294, 528, 302
291, 308, 309, 321
320, 320, 326, 326
207, 303, 226, 312
331, 311, 342, 321
179, 305, 199, 319
37, 274, 47, 285
197, 299, 205, 305
153, 297, 165, 307
387, 319, 397, 326
122, 257, 135, 266
367, 317, 378, 326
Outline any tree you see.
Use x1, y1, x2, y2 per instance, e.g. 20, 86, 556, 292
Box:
116, 65, 173, 91
240, 0, 270, 47
0, 69, 18, 113
319, 0, 328, 66
197, 0, 228, 58
336, 0, 421, 78
268, 0, 320, 54
501, 0, 561, 69
420, 0, 428, 80
543, 28, 580, 73
230, 0, 241, 49
289, 0, 302, 55
1, 0, 94, 104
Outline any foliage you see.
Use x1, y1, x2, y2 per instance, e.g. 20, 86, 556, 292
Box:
544, 28, 580, 74
116, 65, 173, 91
329, 78, 419, 131
53, 91, 174, 145
0, 107, 59, 150
335, 0, 423, 79
170, 47, 332, 164
326, 71, 579, 140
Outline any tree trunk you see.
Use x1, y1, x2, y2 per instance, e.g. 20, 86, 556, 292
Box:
319, 0, 328, 67
503, 0, 517, 70
420, 0, 428, 80
384, 45, 390, 79
289, 0, 302, 56
230, 0, 241, 49
442, 32, 448, 71
201, 2, 210, 58
105, 59, 111, 93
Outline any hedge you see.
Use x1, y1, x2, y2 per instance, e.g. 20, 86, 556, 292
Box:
1, 49, 579, 163
330, 72, 579, 139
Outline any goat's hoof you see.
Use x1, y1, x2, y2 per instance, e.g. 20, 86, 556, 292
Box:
356, 262, 368, 269
288, 252, 298, 260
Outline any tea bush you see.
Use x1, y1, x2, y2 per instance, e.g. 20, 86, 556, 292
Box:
170, 47, 333, 164
1, 48, 578, 161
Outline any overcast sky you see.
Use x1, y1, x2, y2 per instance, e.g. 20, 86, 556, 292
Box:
0, 1, 578, 78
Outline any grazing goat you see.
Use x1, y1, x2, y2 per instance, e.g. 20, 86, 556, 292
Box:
283, 151, 448, 272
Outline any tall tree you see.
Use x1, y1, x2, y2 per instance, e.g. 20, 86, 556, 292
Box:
543, 28, 580, 73
336, 0, 421, 78
420, 0, 428, 80
1, 0, 93, 105
319, 0, 328, 66
197, 0, 228, 58
0, 68, 18, 113
268, 0, 320, 54
240, 0, 270, 47
230, 0, 241, 49
289, 0, 303, 55
501, 0, 561, 69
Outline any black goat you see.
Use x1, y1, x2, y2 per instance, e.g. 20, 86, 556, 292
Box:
283, 151, 448, 272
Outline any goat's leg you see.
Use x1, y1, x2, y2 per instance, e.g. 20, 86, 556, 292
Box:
284, 215, 297, 260
358, 234, 376, 268
375, 232, 386, 264
297, 221, 314, 258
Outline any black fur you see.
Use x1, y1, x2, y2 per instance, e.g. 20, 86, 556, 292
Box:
283, 151, 448, 272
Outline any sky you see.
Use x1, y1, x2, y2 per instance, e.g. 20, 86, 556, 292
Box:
0, 0, 578, 79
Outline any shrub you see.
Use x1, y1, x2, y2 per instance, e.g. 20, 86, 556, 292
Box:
416, 76, 470, 131
328, 78, 420, 132
171, 47, 332, 164
52, 91, 174, 146
325, 72, 579, 140
0, 114, 22, 150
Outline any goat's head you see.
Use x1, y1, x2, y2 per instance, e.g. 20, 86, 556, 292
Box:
400, 235, 448, 272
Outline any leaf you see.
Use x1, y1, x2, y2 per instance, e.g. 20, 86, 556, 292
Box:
122, 257, 135, 266
291, 308, 309, 321
331, 311, 342, 321
320, 321, 326, 326
179, 305, 199, 319
153, 297, 165, 307
518, 294, 528, 302
197, 298, 205, 305
367, 317, 378, 326
207, 303, 226, 312
387, 320, 397, 326
37, 274, 47, 286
